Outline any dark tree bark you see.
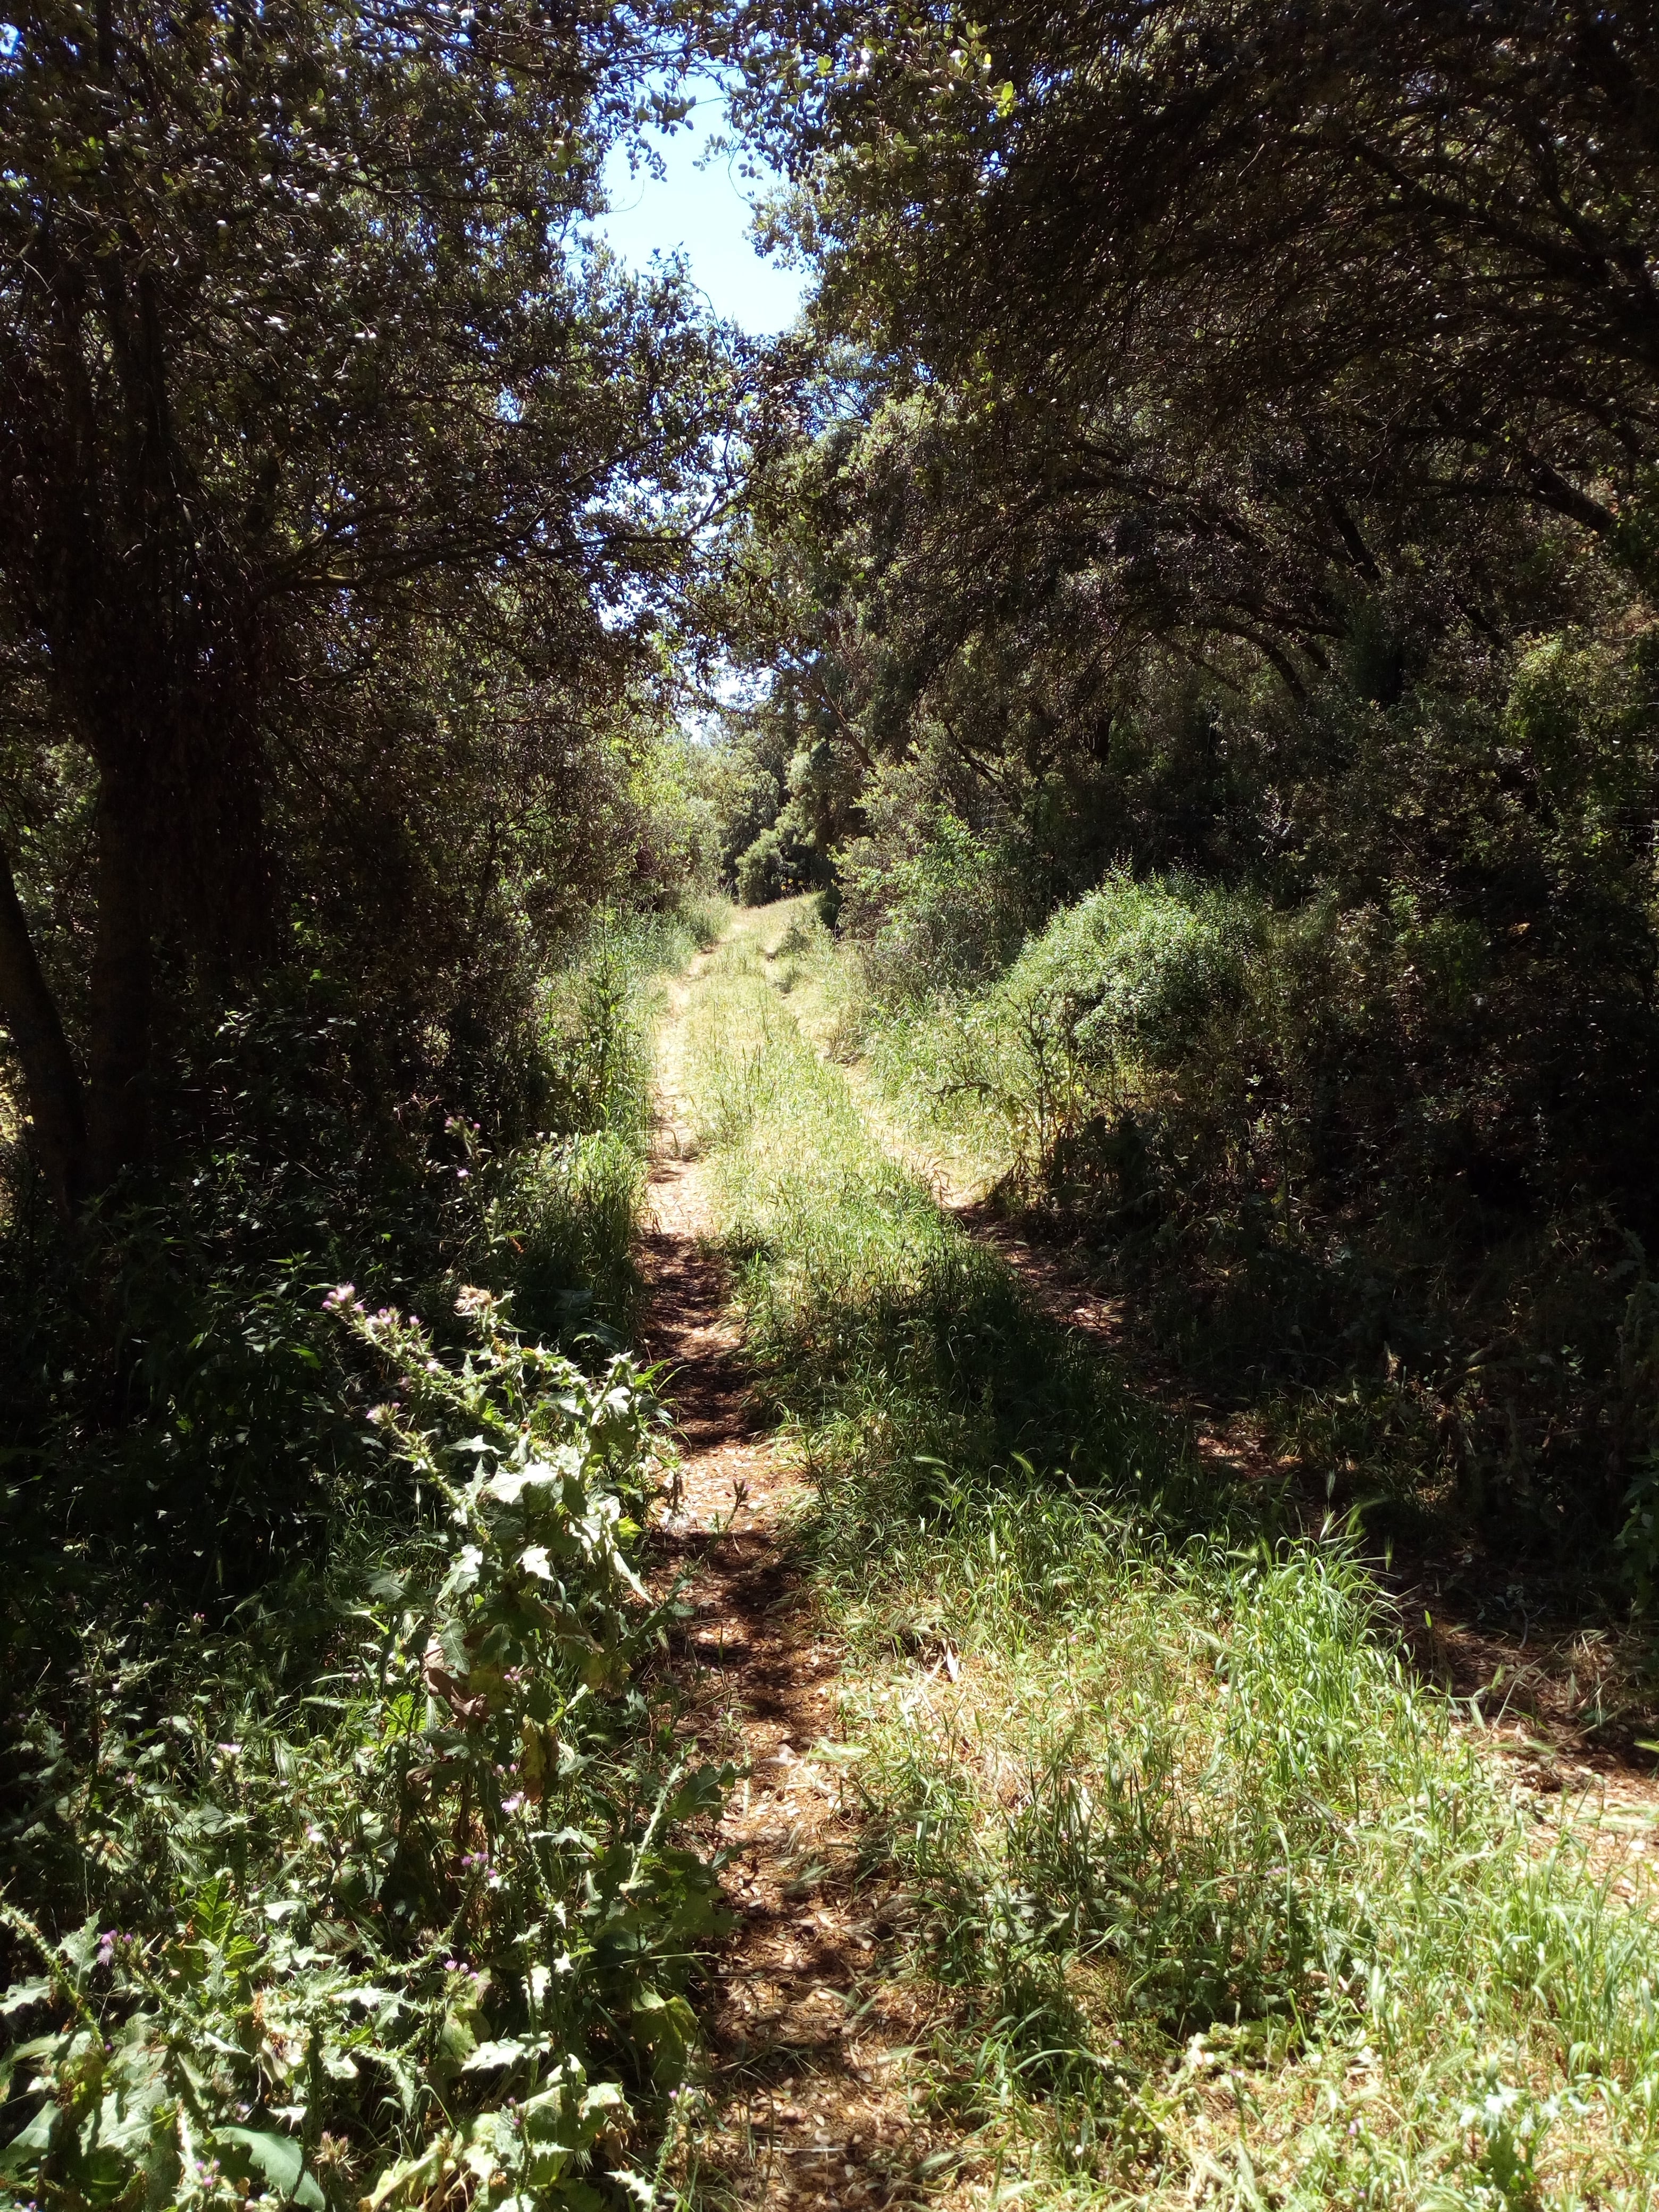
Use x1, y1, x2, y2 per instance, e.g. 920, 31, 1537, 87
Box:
84, 772, 155, 1196
0, 0, 728, 1236
0, 835, 89, 1217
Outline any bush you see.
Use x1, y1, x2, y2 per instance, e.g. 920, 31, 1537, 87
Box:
533, 916, 668, 1150
0, 1288, 725, 2212
839, 805, 1030, 1001
915, 871, 1252, 1188
859, 846, 1659, 1571
734, 827, 788, 906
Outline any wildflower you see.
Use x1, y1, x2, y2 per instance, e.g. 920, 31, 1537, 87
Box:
322, 1283, 357, 1310
95, 1931, 115, 1969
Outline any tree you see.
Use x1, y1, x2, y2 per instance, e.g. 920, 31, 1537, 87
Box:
722, 0, 1659, 681
0, 0, 736, 1216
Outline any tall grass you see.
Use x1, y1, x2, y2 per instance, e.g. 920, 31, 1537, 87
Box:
492, 898, 730, 1345
682, 916, 1199, 1543
681, 914, 1659, 2210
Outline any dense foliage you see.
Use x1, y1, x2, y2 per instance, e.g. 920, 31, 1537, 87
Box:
695, 0, 1659, 1582
9, 0, 1659, 2205
2, 1289, 725, 2211
0, 2, 744, 2196
0, 0, 736, 1212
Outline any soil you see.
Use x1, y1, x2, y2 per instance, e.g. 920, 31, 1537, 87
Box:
638, 968, 955, 2211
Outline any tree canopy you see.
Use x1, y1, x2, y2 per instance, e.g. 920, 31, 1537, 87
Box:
0, 0, 740, 1211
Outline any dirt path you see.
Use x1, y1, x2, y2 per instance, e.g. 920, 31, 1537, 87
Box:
635, 926, 1659, 2209
639, 962, 947, 2212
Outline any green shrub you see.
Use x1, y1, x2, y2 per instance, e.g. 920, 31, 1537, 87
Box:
534, 921, 661, 1150
908, 870, 1253, 1189
840, 805, 1030, 1002
857, 848, 1659, 1571
735, 827, 784, 906
1, 1288, 725, 2212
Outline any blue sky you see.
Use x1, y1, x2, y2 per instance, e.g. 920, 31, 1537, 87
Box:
594, 83, 809, 335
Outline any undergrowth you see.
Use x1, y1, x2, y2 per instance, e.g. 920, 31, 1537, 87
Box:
1, 1289, 726, 2211
0, 899, 734, 2211
680, 905, 1659, 2210
809, 872, 1659, 1613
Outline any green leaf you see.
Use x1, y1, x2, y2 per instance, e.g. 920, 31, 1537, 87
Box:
1, 2098, 62, 2175
460, 2037, 539, 2072
216, 2125, 326, 2210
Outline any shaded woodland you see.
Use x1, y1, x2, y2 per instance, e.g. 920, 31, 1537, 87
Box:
5, 3, 1659, 2207
710, 0, 1659, 1586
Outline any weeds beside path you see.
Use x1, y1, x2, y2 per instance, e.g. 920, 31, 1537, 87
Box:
837, 987, 1659, 1790
642, 936, 951, 2211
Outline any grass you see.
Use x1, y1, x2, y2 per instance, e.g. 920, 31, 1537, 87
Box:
493, 1128, 648, 1344
490, 899, 731, 1348
677, 903, 1659, 2210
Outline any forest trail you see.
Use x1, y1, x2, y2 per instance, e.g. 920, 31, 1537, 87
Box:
638, 915, 1659, 2212
639, 950, 952, 2212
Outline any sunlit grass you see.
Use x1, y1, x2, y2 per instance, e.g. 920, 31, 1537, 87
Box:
680, 912, 1659, 2210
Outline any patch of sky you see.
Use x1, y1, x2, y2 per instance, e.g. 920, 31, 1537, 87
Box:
592, 73, 808, 337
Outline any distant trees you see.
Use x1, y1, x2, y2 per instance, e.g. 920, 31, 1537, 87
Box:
0, 0, 735, 1215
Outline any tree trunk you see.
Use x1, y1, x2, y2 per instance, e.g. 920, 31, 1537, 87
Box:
0, 835, 89, 1218
85, 771, 156, 1197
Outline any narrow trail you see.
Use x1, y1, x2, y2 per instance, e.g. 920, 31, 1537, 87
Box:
635, 923, 1659, 2211
638, 959, 946, 2212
